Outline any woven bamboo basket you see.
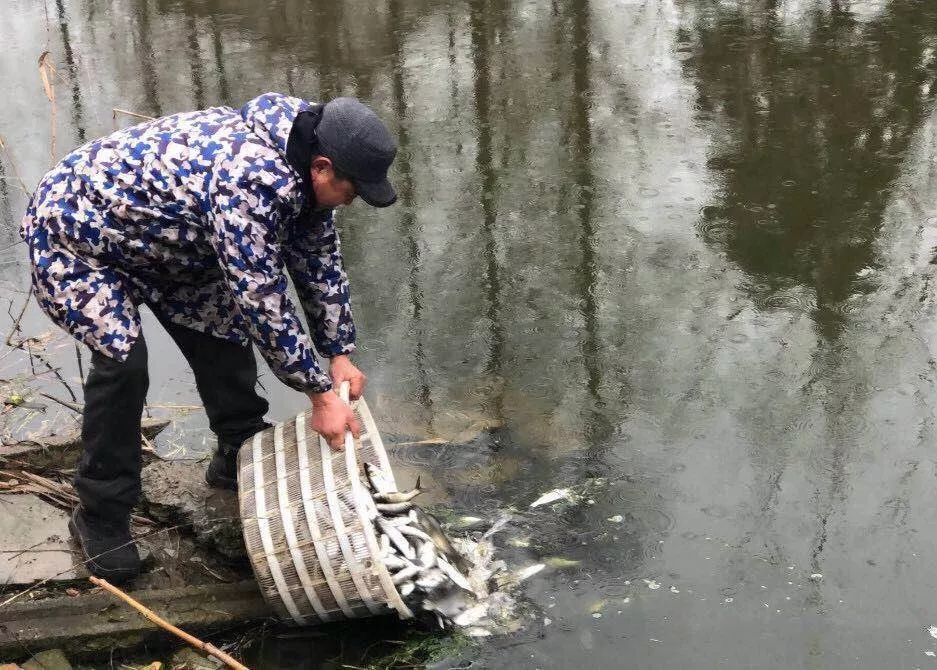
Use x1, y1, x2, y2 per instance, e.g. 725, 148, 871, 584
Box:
238, 384, 413, 624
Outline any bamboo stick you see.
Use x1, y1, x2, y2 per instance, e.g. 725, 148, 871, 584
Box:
88, 576, 250, 670
112, 108, 155, 122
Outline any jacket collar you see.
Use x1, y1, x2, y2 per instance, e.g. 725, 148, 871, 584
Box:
285, 103, 324, 215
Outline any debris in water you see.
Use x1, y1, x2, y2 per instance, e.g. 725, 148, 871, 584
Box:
453, 515, 486, 529
809, 573, 823, 581
530, 488, 571, 507
592, 612, 602, 619
544, 557, 580, 569
670, 585, 679, 594
589, 599, 607, 614
930, 625, 937, 639
643, 579, 661, 590
515, 563, 546, 582
607, 514, 624, 523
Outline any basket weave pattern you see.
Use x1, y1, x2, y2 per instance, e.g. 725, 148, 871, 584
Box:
238, 401, 412, 624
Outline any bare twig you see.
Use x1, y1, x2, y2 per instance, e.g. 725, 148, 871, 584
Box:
38, 392, 82, 414
3, 290, 79, 401
0, 469, 153, 526
144, 403, 201, 411
38, 51, 57, 163
0, 136, 30, 196
74, 343, 84, 385
88, 576, 250, 670
5, 290, 31, 348
112, 108, 155, 127
0, 239, 26, 255
140, 433, 160, 456
32, 351, 77, 401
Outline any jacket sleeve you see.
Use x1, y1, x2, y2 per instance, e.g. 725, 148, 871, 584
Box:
207, 172, 333, 394
281, 211, 357, 358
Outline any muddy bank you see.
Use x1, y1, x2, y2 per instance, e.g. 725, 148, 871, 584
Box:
0, 432, 272, 664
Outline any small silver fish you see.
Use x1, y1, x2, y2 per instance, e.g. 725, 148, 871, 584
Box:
384, 515, 413, 528
453, 602, 489, 627
376, 501, 414, 514
373, 476, 423, 504
377, 517, 416, 559
418, 540, 437, 569
382, 554, 409, 571
364, 462, 395, 495
436, 555, 473, 592
397, 524, 433, 542
392, 563, 422, 585
415, 568, 446, 590
412, 508, 467, 570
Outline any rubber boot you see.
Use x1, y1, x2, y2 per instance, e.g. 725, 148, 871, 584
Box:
68, 505, 141, 583
205, 439, 241, 491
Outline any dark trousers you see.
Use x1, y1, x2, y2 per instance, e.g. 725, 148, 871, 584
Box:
74, 311, 269, 519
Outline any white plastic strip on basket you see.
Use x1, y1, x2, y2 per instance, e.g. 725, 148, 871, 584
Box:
251, 432, 306, 625
340, 385, 413, 619
273, 422, 330, 622
318, 429, 382, 615
295, 413, 353, 619
354, 398, 397, 490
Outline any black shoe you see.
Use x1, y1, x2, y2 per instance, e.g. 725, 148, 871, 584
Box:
69, 506, 141, 582
205, 441, 239, 491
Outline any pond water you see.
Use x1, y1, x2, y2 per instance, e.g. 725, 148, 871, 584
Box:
4, 0, 937, 667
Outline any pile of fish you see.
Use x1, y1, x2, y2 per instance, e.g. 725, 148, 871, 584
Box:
359, 463, 521, 634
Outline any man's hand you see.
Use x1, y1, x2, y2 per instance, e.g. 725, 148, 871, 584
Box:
309, 390, 361, 451
330, 355, 366, 400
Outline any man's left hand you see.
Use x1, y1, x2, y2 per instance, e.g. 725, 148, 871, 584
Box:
330, 355, 366, 400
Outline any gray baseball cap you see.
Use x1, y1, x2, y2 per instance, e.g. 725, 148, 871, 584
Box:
317, 97, 398, 207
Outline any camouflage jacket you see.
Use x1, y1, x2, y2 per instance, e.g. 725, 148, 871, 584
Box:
20, 93, 354, 394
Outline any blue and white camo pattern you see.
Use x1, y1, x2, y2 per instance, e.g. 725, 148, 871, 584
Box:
20, 93, 355, 394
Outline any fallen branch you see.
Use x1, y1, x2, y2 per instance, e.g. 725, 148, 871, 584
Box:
0, 469, 155, 526
88, 576, 250, 670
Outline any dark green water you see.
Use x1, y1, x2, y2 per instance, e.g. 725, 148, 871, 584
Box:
4, 0, 937, 667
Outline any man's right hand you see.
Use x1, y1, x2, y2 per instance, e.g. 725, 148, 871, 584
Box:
308, 390, 361, 451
